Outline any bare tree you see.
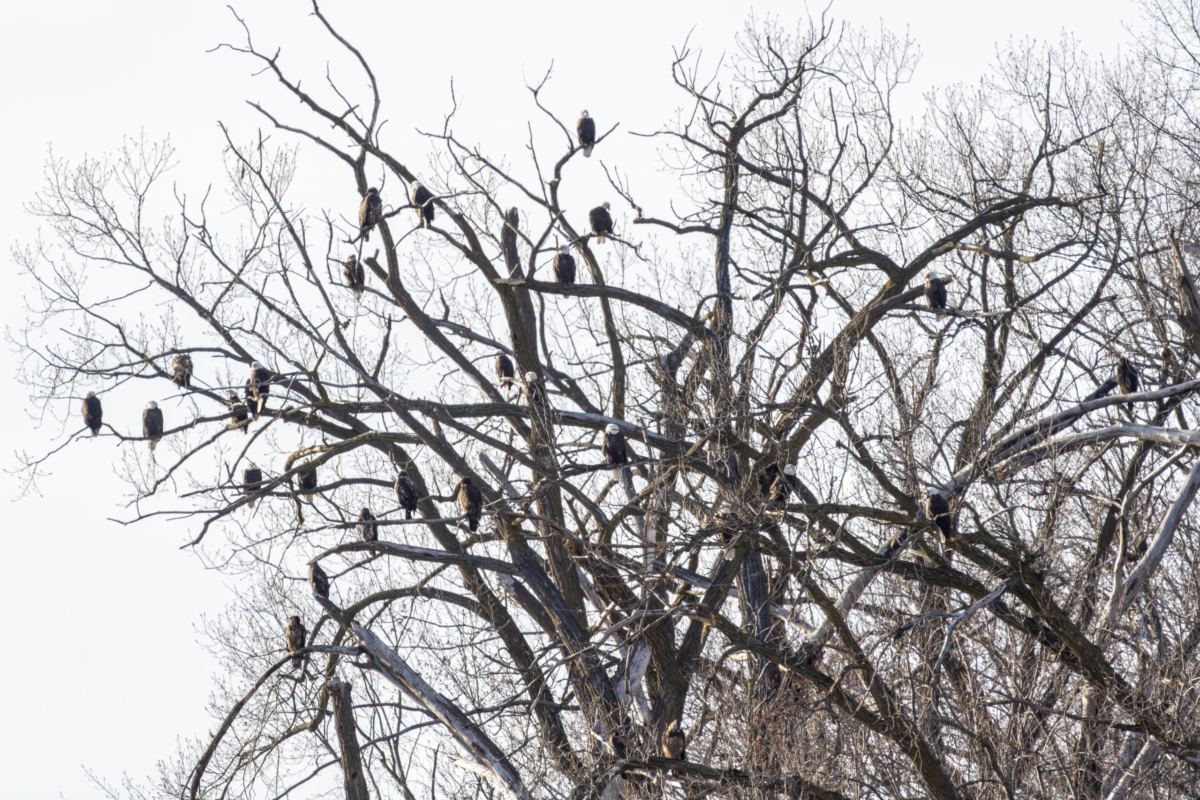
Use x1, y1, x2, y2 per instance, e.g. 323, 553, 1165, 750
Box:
14, 3, 1200, 799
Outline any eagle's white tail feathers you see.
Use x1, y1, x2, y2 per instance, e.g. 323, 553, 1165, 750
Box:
598, 234, 607, 244
583, 145, 593, 157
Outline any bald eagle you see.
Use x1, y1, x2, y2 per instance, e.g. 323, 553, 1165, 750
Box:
458, 476, 483, 533
298, 468, 318, 502
1117, 356, 1139, 411
524, 371, 547, 408
358, 507, 378, 542
359, 187, 382, 242
577, 110, 596, 157
590, 203, 614, 244
308, 562, 330, 598
286, 615, 306, 669
243, 465, 263, 508
82, 392, 103, 437
142, 401, 163, 452
410, 181, 435, 229
344, 254, 365, 299
248, 362, 272, 420
495, 354, 515, 391
924, 273, 948, 310
662, 721, 686, 761
395, 471, 418, 520
171, 354, 193, 390
769, 465, 799, 503
924, 491, 953, 542
553, 246, 576, 285
602, 423, 628, 468
228, 391, 250, 434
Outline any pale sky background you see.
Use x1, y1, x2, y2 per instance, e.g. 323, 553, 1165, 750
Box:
0, 1, 1137, 796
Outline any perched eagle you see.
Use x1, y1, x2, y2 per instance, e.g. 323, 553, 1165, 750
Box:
82, 392, 103, 437
171, 354, 193, 390
358, 507, 378, 543
924, 491, 953, 542
243, 465, 263, 508
298, 468, 318, 502
359, 187, 382, 242
602, 423, 628, 468
590, 202, 614, 244
768, 465, 799, 503
495, 354, 515, 390
227, 391, 250, 434
395, 471, 419, 520
343, 254, 365, 299
142, 401, 164, 453
758, 464, 781, 498
577, 110, 596, 157
662, 720, 686, 761
308, 562, 330, 598
458, 476, 483, 533
1117, 356, 1139, 411
410, 180, 435, 229
553, 246, 576, 285
524, 371, 547, 407
286, 615, 306, 669
248, 362, 272, 420
924, 272, 948, 310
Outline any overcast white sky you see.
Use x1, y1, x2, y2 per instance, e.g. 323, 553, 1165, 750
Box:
0, 1, 1136, 796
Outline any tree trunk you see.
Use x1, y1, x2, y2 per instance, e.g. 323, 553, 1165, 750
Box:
330, 678, 371, 800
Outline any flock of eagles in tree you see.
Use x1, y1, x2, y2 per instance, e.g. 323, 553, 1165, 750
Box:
73, 107, 1150, 766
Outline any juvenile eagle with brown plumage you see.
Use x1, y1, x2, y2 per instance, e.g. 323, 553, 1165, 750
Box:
395, 471, 418, 520
308, 563, 330, 598
171, 353, 193, 390
358, 507, 378, 542
343, 254, 365, 298
359, 187, 382, 242
662, 721, 686, 761
286, 615, 306, 669
458, 476, 483, 533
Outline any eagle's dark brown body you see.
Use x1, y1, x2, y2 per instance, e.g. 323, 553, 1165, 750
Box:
590, 204, 614, 244
924, 273, 948, 310
395, 472, 418, 520
358, 507, 378, 542
243, 465, 264, 508
171, 354, 193, 390
602, 426, 628, 467
344, 255, 365, 297
1117, 356, 1139, 411
286, 615, 306, 668
308, 563, 330, 598
359, 187, 382, 242
554, 248, 576, 285
82, 393, 103, 437
925, 492, 953, 541
410, 181, 435, 228
228, 391, 250, 434
458, 476, 483, 532
143, 402, 163, 452
298, 468, 318, 502
577, 111, 596, 157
